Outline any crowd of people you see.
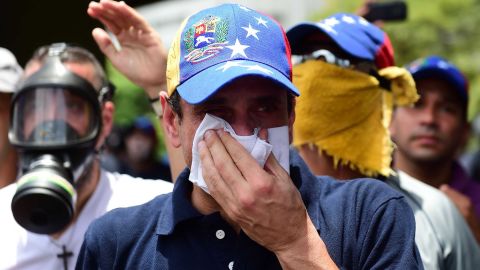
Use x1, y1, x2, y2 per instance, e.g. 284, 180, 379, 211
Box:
0, 0, 479, 269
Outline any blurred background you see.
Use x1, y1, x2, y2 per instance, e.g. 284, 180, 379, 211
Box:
1, 0, 480, 174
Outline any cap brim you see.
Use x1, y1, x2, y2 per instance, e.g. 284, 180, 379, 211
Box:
412, 68, 468, 101
176, 60, 299, 104
287, 22, 374, 61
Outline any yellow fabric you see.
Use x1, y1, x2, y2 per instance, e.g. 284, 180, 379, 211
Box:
379, 66, 420, 129
292, 61, 418, 177
166, 17, 190, 96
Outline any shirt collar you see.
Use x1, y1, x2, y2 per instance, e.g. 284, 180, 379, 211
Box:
156, 168, 203, 235
155, 149, 321, 235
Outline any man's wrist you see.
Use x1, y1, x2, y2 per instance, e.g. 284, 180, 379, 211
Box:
150, 96, 163, 117
145, 84, 166, 117
276, 217, 338, 270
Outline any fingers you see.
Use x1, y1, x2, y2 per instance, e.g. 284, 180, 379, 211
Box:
88, 0, 151, 34
203, 130, 249, 195
440, 184, 463, 201
102, 0, 151, 31
198, 139, 235, 205
263, 153, 289, 182
216, 129, 268, 182
440, 184, 472, 215
88, 1, 123, 34
258, 128, 268, 141
257, 128, 289, 182
91, 28, 117, 57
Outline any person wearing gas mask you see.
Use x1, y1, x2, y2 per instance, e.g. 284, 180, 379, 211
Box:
287, 14, 480, 269
0, 43, 173, 270
0, 47, 22, 188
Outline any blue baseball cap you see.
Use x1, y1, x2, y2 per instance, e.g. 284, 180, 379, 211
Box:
287, 13, 394, 69
406, 56, 468, 102
132, 116, 156, 135
166, 3, 299, 104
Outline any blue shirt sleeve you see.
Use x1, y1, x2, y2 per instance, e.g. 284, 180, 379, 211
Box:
357, 197, 423, 269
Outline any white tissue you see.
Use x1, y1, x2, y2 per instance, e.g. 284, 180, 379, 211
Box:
190, 114, 290, 194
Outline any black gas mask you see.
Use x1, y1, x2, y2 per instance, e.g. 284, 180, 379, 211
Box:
8, 43, 113, 234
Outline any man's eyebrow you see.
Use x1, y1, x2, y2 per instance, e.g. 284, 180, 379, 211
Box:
253, 95, 282, 105
193, 97, 228, 112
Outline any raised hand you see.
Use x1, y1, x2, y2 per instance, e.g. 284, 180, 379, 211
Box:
87, 0, 168, 96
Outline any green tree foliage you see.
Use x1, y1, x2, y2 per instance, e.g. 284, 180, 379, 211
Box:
105, 60, 166, 155
312, 0, 480, 120
105, 60, 152, 126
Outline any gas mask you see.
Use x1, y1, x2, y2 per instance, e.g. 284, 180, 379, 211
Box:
8, 43, 113, 234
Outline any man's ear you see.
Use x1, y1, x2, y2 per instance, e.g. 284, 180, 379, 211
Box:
96, 101, 114, 150
161, 92, 181, 148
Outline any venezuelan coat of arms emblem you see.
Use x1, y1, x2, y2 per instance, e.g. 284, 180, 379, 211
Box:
183, 15, 229, 63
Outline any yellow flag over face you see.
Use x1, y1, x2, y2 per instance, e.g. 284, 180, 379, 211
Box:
292, 60, 418, 177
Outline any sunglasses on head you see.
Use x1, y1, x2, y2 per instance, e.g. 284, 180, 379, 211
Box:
291, 49, 391, 90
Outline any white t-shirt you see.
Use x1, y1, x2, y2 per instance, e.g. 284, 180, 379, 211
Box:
0, 170, 173, 270
387, 171, 480, 270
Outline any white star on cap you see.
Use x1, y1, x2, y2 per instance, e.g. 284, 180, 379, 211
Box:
324, 17, 340, 27
358, 17, 370, 26
238, 5, 251, 12
437, 61, 449, 69
342, 15, 356, 24
255, 17, 268, 28
226, 39, 250, 58
246, 64, 273, 75
317, 22, 337, 35
216, 61, 244, 72
242, 24, 260, 40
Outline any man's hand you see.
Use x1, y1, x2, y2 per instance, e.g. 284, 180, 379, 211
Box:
441, 184, 480, 243
199, 129, 337, 269
87, 0, 168, 97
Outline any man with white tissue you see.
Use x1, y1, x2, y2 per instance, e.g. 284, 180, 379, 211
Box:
190, 113, 290, 193
77, 3, 422, 269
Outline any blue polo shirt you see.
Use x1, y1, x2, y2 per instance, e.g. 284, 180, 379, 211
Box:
76, 150, 422, 269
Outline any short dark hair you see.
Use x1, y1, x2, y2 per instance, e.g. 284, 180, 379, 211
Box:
167, 90, 183, 120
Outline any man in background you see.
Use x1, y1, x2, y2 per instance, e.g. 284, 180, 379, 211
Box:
390, 55, 480, 243
119, 116, 172, 181
0, 43, 172, 270
0, 47, 22, 188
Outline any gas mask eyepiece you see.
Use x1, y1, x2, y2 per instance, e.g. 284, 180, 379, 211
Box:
8, 43, 110, 234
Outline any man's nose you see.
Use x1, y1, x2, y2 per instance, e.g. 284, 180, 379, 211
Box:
419, 105, 437, 125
